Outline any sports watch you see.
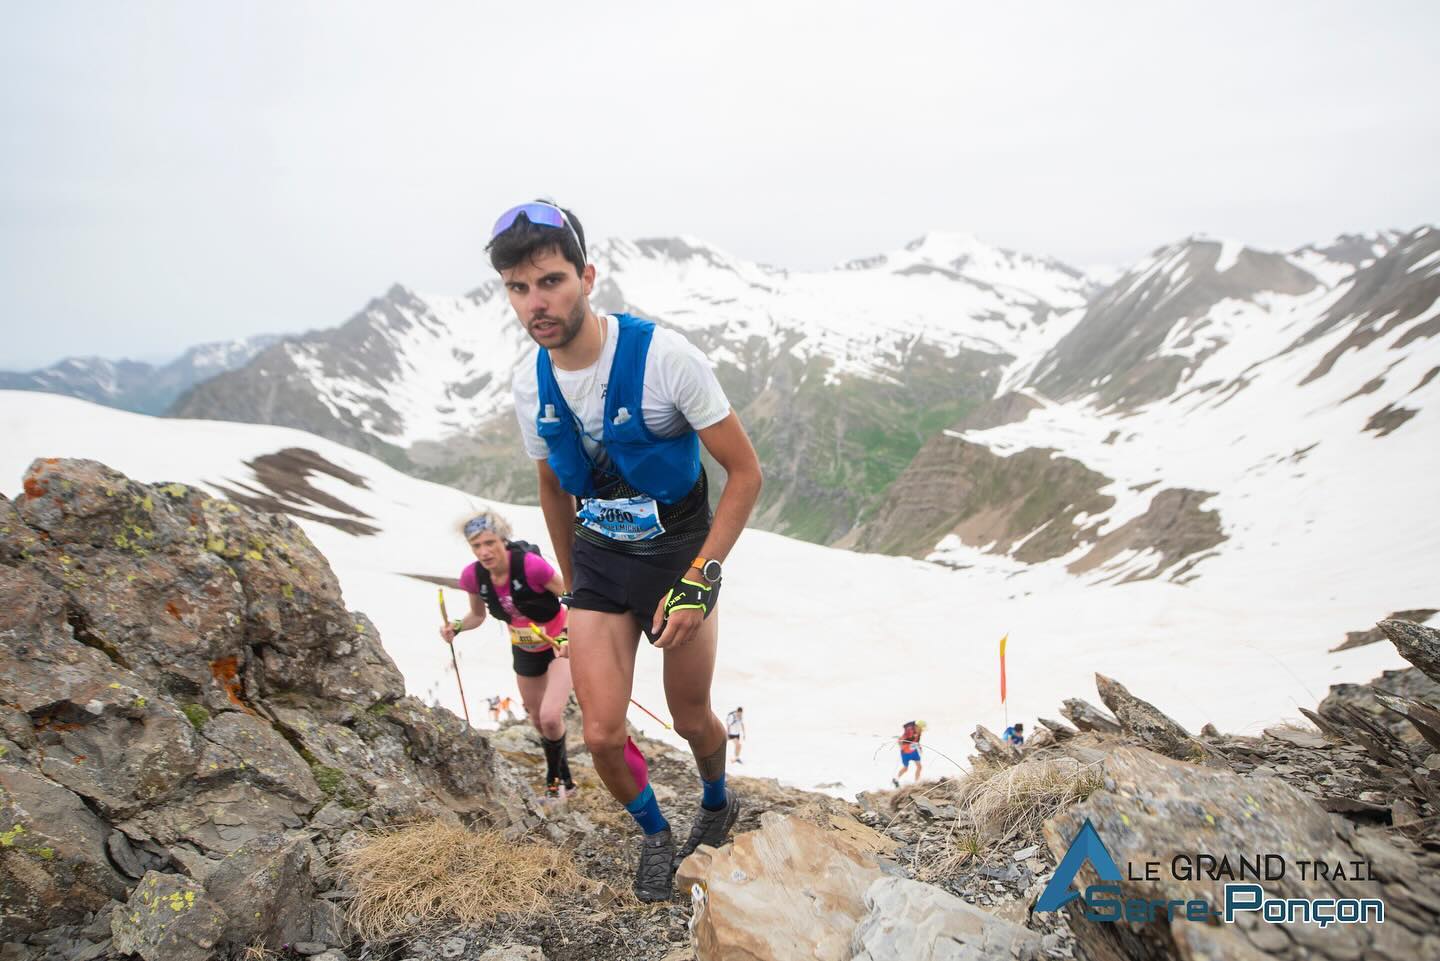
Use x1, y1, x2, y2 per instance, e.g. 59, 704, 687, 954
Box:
692, 556, 723, 585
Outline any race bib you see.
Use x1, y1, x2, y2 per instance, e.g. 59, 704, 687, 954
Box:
577, 494, 666, 542
509, 625, 551, 650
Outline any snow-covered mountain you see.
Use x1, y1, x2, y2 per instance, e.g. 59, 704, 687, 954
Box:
1, 392, 1425, 798
168, 233, 1100, 540
32, 224, 1437, 590
0, 334, 279, 415
854, 227, 1439, 587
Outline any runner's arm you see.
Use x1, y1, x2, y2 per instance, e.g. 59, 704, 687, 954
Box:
690, 411, 763, 575
441, 593, 486, 643
466, 593, 487, 627
650, 412, 762, 648
535, 459, 577, 592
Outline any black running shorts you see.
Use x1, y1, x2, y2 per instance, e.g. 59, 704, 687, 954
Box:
570, 537, 700, 640
511, 644, 556, 678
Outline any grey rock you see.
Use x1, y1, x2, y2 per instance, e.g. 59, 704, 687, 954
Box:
1058, 699, 1120, 734
64, 939, 111, 961
105, 830, 147, 880
1372, 691, 1440, 751
1035, 718, 1076, 740
1332, 609, 1438, 651
0, 765, 130, 936
307, 897, 349, 946
910, 796, 959, 820
1047, 747, 1440, 961
476, 944, 547, 960
440, 936, 466, 958
970, 726, 1020, 763
110, 871, 228, 961
204, 832, 316, 947
195, 711, 324, 804
1094, 674, 1214, 762
1264, 725, 1329, 749
851, 876, 1041, 960
1380, 618, 1440, 685
1318, 666, 1440, 742
293, 943, 329, 956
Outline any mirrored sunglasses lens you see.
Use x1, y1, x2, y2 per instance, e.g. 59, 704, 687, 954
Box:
490, 203, 565, 239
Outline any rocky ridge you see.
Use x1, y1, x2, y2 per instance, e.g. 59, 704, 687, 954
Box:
3, 458, 1437, 961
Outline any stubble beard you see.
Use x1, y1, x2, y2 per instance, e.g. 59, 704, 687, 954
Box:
530, 298, 588, 349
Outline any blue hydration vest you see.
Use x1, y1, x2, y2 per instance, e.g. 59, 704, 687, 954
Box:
534, 314, 702, 505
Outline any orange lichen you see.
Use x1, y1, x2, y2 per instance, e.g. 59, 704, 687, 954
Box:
209, 657, 249, 709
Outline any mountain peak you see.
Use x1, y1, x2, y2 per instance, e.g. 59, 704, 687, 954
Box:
901, 230, 992, 261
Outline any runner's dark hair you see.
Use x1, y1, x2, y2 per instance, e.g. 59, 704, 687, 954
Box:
487, 202, 587, 276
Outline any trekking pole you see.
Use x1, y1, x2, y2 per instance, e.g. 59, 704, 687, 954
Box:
529, 625, 667, 731
629, 698, 673, 731
438, 589, 471, 725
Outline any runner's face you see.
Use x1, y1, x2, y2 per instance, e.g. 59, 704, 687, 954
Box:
500, 247, 594, 349
469, 531, 505, 570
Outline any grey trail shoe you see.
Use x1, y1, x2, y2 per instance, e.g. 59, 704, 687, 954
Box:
674, 788, 742, 868
634, 828, 677, 902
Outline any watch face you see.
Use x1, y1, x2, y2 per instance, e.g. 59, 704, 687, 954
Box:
702, 559, 723, 583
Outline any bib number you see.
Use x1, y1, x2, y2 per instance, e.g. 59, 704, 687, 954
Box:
577, 495, 665, 542
509, 625, 550, 650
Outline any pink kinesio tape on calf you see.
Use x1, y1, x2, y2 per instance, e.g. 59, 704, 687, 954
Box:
624, 736, 649, 791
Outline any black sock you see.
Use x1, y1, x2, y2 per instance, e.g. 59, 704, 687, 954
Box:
558, 751, 574, 789
541, 735, 568, 786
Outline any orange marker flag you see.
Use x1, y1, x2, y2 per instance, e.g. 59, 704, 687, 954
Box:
999, 633, 1009, 704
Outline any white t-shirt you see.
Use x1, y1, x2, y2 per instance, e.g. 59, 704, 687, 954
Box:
512, 315, 731, 467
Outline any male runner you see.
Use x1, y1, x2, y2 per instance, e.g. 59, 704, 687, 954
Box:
489, 200, 763, 901
725, 707, 746, 764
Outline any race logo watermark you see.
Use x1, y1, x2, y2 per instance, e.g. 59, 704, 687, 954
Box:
1036, 819, 1385, 929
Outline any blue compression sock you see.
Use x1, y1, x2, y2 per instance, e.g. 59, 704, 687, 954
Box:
701, 773, 727, 812
624, 784, 670, 835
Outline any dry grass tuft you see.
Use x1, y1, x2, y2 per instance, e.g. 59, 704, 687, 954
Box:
920, 756, 1104, 878
235, 944, 284, 961
333, 818, 583, 941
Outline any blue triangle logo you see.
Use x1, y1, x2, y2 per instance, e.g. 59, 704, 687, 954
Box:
1036, 819, 1123, 912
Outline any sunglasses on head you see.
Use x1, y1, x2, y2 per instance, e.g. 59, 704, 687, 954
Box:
490, 201, 586, 264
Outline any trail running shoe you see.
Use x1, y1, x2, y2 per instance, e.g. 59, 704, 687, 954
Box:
674, 788, 741, 868
542, 780, 580, 803
634, 829, 676, 902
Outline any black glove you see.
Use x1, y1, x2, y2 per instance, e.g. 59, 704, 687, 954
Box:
650, 574, 720, 643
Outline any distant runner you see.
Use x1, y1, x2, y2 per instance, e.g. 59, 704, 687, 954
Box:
726, 707, 746, 764
441, 510, 576, 798
1003, 722, 1025, 748
489, 199, 763, 901
487, 695, 502, 723
892, 719, 926, 787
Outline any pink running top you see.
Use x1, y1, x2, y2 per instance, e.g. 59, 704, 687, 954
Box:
460, 552, 567, 651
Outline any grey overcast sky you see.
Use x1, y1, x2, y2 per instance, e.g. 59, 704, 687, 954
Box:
2, 1, 1437, 369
